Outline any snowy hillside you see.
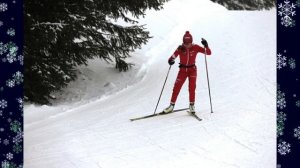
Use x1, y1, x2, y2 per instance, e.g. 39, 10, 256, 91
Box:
24, 0, 276, 168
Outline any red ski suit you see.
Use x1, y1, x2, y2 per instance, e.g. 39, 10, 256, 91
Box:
169, 44, 211, 104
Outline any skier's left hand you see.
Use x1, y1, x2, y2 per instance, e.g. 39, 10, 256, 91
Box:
201, 38, 208, 48
168, 59, 175, 65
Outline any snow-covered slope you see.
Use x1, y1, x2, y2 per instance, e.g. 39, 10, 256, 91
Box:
24, 0, 276, 167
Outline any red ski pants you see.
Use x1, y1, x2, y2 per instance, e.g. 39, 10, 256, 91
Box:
171, 67, 197, 104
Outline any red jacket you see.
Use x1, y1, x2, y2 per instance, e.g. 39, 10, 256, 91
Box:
169, 44, 211, 66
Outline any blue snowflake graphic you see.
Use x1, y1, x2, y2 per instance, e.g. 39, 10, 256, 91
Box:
288, 58, 296, 69
278, 111, 287, 137
296, 100, 300, 107
0, 42, 8, 55
297, 0, 300, 7
7, 28, 15, 36
13, 131, 23, 144
6, 52, 17, 63
17, 55, 23, 65
0, 3, 8, 12
294, 126, 300, 140
3, 139, 9, 145
277, 53, 287, 69
6, 79, 15, 88
13, 71, 23, 85
16, 98, 23, 111
278, 141, 291, 155
277, 90, 286, 109
278, 111, 287, 122
278, 0, 297, 27
9, 45, 18, 54
6, 153, 13, 160
0, 99, 8, 109
2, 160, 10, 168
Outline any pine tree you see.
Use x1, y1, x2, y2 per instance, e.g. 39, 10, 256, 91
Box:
24, 0, 168, 104
210, 0, 275, 10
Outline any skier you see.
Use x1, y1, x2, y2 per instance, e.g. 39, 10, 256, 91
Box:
163, 31, 211, 114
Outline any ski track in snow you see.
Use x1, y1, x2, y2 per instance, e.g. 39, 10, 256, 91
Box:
24, 0, 276, 168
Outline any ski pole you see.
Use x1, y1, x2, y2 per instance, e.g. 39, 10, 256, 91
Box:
153, 65, 172, 114
204, 48, 213, 113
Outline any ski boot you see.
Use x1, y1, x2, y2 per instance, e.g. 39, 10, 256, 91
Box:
163, 103, 175, 113
189, 103, 196, 114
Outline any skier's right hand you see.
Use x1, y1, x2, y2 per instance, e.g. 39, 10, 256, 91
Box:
201, 38, 208, 48
168, 59, 175, 65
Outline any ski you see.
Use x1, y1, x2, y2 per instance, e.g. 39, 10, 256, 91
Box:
187, 111, 202, 121
130, 108, 189, 122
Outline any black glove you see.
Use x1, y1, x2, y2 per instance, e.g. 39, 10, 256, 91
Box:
168, 59, 175, 65
201, 38, 208, 48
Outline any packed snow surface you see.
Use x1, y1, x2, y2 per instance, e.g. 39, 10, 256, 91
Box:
24, 0, 276, 167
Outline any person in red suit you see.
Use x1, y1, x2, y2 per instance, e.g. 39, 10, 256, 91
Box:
163, 31, 211, 114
